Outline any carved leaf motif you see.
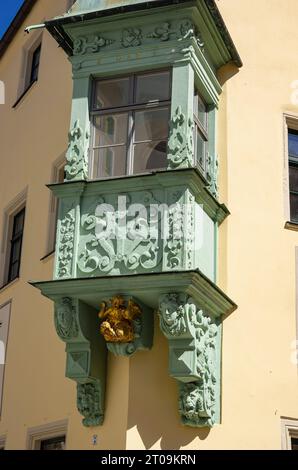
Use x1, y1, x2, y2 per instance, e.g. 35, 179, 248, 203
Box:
55, 297, 79, 340
77, 382, 103, 427
167, 107, 194, 169
121, 28, 142, 48
57, 206, 75, 278
73, 35, 114, 55
65, 120, 89, 181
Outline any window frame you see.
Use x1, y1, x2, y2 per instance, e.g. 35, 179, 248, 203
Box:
89, 69, 172, 179
26, 420, 68, 450
44, 155, 66, 259
0, 188, 27, 289
283, 113, 298, 228
7, 207, 26, 284
0, 436, 5, 450
193, 88, 209, 176
281, 417, 298, 450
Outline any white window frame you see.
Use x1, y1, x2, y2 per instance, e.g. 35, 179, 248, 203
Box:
26, 420, 68, 450
0, 188, 27, 288
281, 417, 298, 449
44, 155, 66, 258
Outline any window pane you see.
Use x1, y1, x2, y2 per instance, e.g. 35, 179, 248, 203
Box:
133, 141, 167, 173
289, 164, 298, 191
292, 438, 298, 450
93, 146, 127, 178
134, 108, 169, 142
135, 71, 170, 103
194, 91, 207, 129
13, 210, 25, 236
8, 263, 19, 282
94, 78, 130, 109
196, 129, 206, 169
289, 130, 298, 159
290, 192, 298, 222
94, 114, 128, 147
40, 436, 65, 451
30, 45, 41, 83
10, 239, 21, 264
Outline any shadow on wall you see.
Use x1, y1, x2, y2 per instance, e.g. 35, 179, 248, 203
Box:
127, 316, 210, 450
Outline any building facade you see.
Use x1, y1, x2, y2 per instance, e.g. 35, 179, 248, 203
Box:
0, 0, 297, 450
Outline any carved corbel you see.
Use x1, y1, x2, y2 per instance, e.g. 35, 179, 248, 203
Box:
159, 293, 219, 427
54, 297, 107, 426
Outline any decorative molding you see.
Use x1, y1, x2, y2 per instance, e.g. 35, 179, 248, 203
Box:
206, 152, 219, 199
147, 19, 204, 48
77, 381, 103, 427
65, 120, 89, 181
57, 204, 75, 279
121, 28, 142, 48
159, 293, 219, 427
167, 106, 194, 169
73, 35, 114, 55
78, 191, 162, 276
54, 297, 79, 340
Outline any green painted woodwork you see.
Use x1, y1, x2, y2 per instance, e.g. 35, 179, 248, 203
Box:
51, 169, 227, 281
30, 0, 240, 428
54, 297, 107, 426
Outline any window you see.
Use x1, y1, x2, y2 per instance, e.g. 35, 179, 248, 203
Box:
292, 438, 298, 450
29, 44, 41, 86
194, 89, 208, 176
45, 158, 66, 257
39, 436, 65, 451
27, 420, 68, 450
281, 417, 298, 449
90, 70, 171, 179
288, 128, 298, 223
0, 436, 5, 450
7, 208, 26, 283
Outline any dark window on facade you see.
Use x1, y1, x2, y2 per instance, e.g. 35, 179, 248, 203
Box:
292, 437, 298, 450
288, 129, 298, 223
91, 70, 171, 178
7, 207, 26, 283
40, 435, 65, 450
194, 89, 208, 176
30, 44, 41, 85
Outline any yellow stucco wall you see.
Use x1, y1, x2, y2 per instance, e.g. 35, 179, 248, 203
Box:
0, 0, 297, 450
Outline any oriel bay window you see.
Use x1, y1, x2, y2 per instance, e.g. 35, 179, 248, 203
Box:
90, 70, 171, 178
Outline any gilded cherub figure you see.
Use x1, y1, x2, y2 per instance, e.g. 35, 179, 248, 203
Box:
98, 296, 141, 343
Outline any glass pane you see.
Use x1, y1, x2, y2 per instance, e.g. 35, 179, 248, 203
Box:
196, 129, 205, 169
288, 130, 298, 159
40, 436, 65, 451
8, 262, 18, 282
291, 438, 298, 450
11, 239, 21, 264
94, 114, 128, 147
134, 108, 169, 142
133, 141, 167, 173
290, 192, 298, 222
93, 146, 127, 178
135, 71, 170, 103
194, 91, 207, 129
94, 78, 130, 109
289, 164, 298, 191
13, 210, 25, 236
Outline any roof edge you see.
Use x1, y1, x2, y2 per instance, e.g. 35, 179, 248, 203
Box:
0, 0, 38, 60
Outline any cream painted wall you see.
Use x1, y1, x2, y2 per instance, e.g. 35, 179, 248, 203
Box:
0, 0, 297, 450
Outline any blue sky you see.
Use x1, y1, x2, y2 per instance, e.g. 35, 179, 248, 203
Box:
0, 0, 25, 39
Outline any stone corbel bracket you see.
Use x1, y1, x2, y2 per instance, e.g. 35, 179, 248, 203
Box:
159, 288, 235, 428
54, 297, 107, 426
